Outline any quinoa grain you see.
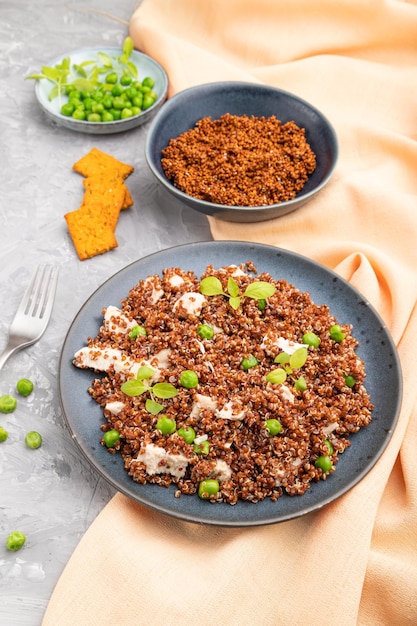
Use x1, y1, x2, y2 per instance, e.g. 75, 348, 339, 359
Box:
161, 114, 317, 206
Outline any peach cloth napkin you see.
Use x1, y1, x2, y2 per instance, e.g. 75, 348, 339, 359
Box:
43, 1, 417, 624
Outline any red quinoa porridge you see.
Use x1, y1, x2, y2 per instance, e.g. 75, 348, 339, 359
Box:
160, 114, 317, 207
73, 262, 373, 505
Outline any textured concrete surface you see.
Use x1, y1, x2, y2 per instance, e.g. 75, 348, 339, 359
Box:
0, 2, 212, 624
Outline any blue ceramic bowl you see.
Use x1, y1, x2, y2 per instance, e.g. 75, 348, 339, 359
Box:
146, 81, 338, 222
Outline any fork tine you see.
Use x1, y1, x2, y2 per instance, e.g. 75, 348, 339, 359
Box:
18, 265, 43, 317
40, 266, 59, 321
19, 265, 58, 320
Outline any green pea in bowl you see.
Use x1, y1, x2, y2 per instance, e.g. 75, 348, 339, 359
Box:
33, 47, 168, 135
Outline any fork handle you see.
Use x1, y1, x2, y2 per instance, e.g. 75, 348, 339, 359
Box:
0, 343, 19, 373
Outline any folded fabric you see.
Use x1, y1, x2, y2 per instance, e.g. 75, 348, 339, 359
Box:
42, 1, 417, 624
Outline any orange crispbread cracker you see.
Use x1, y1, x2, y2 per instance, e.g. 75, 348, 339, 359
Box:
80, 177, 128, 231
64, 209, 118, 261
82, 175, 134, 211
65, 149, 134, 261
73, 148, 134, 180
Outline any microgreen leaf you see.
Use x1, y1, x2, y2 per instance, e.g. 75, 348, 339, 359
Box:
26, 73, 46, 80
126, 61, 138, 78
136, 366, 155, 380
41, 66, 65, 81
229, 296, 241, 310
152, 382, 179, 399
146, 398, 164, 415
121, 379, 147, 396
266, 368, 287, 385
97, 52, 113, 68
243, 281, 276, 300
200, 276, 224, 296
123, 36, 134, 56
48, 85, 59, 101
289, 347, 308, 370
71, 78, 95, 92
274, 352, 290, 365
227, 277, 239, 297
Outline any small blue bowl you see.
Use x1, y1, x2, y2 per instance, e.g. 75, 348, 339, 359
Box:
146, 81, 338, 222
35, 47, 168, 135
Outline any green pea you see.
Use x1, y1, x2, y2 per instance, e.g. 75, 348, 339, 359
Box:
111, 84, 124, 97
60, 102, 75, 117
102, 111, 114, 122
103, 429, 120, 448
87, 113, 101, 123
83, 98, 94, 112
197, 324, 214, 340
91, 102, 104, 114
129, 325, 147, 339
0, 426, 8, 442
125, 86, 138, 100
142, 92, 157, 110
142, 76, 155, 88
16, 378, 34, 397
91, 89, 104, 102
179, 370, 199, 389
330, 324, 345, 342
25, 431, 42, 449
120, 73, 132, 86
302, 332, 321, 348
315, 455, 333, 472
265, 418, 282, 435
110, 109, 122, 120
131, 106, 141, 117
241, 355, 258, 371
72, 109, 86, 121
132, 94, 143, 108
112, 96, 125, 110
6, 531, 26, 551
194, 440, 210, 455
0, 395, 17, 414
120, 108, 133, 120
156, 415, 176, 435
257, 298, 266, 311
102, 95, 113, 109
177, 426, 196, 444
106, 71, 118, 84
344, 374, 356, 388
198, 479, 220, 499
65, 84, 77, 95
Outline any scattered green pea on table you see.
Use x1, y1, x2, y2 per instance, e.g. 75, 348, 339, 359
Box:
25, 431, 42, 449
0, 395, 17, 413
0, 426, 8, 442
16, 378, 34, 397
6, 531, 26, 551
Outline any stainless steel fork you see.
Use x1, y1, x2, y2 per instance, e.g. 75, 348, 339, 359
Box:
0, 265, 59, 372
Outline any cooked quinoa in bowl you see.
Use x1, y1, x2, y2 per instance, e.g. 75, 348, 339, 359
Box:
145, 82, 338, 222
73, 261, 374, 505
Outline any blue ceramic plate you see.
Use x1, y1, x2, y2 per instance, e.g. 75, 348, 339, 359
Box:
146, 82, 338, 222
35, 47, 168, 134
59, 242, 401, 526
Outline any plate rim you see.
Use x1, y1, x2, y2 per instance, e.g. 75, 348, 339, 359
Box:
58, 241, 402, 526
